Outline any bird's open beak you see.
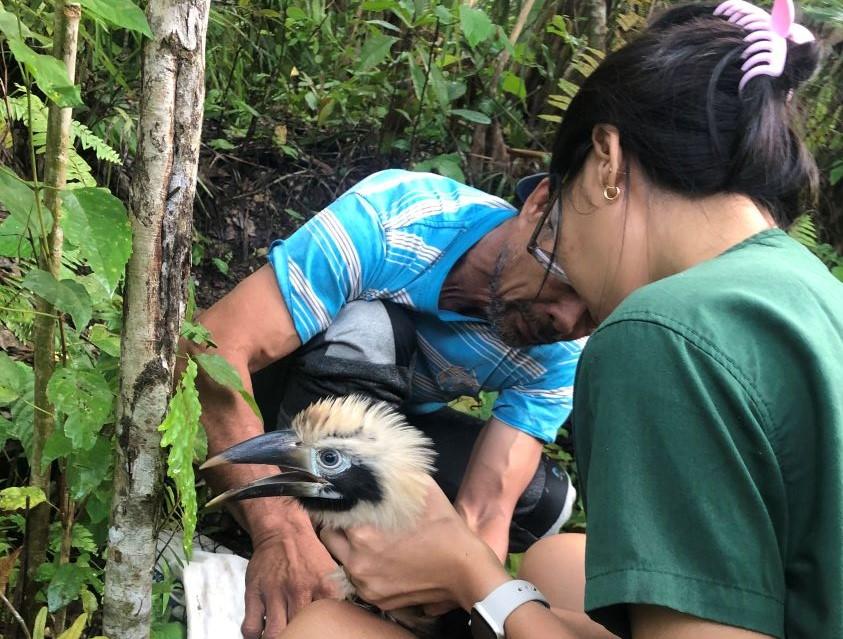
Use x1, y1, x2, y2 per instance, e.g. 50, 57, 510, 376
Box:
200, 429, 341, 508
201, 429, 309, 470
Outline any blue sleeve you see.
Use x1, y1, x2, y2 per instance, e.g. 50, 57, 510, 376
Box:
267, 189, 386, 344
492, 341, 582, 442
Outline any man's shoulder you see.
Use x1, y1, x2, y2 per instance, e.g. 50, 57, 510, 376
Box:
342, 170, 514, 227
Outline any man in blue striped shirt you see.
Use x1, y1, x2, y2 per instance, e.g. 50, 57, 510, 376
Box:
191, 169, 594, 639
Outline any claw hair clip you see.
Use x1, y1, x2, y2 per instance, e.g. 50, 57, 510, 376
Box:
714, 0, 815, 91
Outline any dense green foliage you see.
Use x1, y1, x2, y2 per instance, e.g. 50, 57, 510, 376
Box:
0, 0, 840, 636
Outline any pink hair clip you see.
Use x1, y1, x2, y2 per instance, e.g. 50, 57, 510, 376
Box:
713, 0, 815, 91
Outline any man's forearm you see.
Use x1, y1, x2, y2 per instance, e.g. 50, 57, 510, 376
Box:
455, 418, 543, 556
190, 338, 314, 539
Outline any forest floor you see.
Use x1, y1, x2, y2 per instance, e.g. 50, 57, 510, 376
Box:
191, 132, 391, 309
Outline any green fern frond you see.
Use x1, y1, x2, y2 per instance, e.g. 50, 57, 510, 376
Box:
0, 279, 35, 345
71, 122, 122, 165
65, 150, 98, 187
788, 214, 818, 248
6, 90, 120, 186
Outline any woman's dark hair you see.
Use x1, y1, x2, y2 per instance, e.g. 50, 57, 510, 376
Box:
548, 2, 821, 225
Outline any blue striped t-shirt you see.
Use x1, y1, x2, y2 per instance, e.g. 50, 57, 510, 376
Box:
267, 169, 583, 442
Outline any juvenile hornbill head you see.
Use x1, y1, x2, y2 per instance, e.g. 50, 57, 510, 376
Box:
201, 395, 437, 530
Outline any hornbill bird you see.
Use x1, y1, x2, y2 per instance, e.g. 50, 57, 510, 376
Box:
201, 395, 439, 633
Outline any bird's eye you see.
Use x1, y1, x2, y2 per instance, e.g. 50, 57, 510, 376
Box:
318, 449, 342, 469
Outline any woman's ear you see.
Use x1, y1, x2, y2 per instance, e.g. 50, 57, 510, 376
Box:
520, 177, 552, 223
591, 125, 623, 190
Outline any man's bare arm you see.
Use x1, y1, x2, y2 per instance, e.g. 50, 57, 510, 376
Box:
182, 264, 338, 638
454, 418, 543, 560
186, 265, 302, 535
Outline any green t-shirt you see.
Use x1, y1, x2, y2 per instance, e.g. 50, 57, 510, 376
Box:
573, 229, 843, 639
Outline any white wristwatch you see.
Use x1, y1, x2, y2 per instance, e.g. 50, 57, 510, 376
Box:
469, 579, 550, 639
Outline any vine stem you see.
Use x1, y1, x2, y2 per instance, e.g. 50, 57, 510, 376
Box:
0, 592, 32, 639
23, 1, 81, 628
409, 18, 440, 162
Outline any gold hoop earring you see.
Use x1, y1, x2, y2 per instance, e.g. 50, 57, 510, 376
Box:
603, 184, 621, 201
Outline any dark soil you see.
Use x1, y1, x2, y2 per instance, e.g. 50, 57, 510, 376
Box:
191, 133, 392, 309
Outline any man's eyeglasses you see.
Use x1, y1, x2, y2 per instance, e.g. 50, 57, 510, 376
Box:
526, 186, 571, 284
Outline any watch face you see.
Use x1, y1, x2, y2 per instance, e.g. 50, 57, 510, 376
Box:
470, 608, 499, 639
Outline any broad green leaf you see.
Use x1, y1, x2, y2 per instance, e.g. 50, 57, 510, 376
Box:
451, 108, 491, 125
159, 359, 202, 557
85, 486, 112, 524
502, 71, 527, 99
0, 351, 25, 405
414, 153, 466, 183
57, 612, 88, 639
48, 367, 113, 451
7, 39, 82, 107
434, 5, 457, 25
317, 98, 336, 126
209, 137, 236, 151
6, 368, 35, 462
830, 162, 843, 186
48, 521, 97, 554
0, 166, 44, 258
68, 437, 113, 501
47, 562, 86, 612
357, 33, 398, 71
832, 265, 843, 283
408, 56, 425, 100
43, 429, 74, 469
428, 64, 450, 109
194, 353, 261, 420
0, 486, 46, 510
181, 320, 216, 348
0, 414, 13, 440
0, 6, 35, 39
78, 0, 152, 37
62, 188, 132, 293
21, 269, 92, 330
89, 324, 121, 357
365, 19, 400, 33
460, 6, 495, 48
447, 80, 467, 103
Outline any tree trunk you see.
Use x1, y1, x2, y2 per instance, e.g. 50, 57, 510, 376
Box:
102, 2, 209, 638
23, 2, 80, 627
577, 0, 607, 51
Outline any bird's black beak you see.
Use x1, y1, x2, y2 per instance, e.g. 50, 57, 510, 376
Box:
201, 429, 309, 470
200, 429, 341, 508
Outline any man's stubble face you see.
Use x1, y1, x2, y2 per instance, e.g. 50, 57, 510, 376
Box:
485, 251, 571, 348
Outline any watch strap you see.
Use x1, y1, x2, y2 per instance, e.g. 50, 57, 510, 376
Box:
471, 579, 549, 639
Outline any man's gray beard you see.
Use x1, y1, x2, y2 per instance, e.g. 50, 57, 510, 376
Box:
486, 254, 559, 348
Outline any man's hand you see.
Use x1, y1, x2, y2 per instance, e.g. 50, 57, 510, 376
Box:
242, 528, 341, 639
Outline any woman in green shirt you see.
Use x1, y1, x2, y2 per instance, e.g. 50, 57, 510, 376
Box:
283, 2, 842, 638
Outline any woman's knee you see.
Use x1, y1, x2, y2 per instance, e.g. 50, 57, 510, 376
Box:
518, 533, 587, 612
283, 599, 412, 638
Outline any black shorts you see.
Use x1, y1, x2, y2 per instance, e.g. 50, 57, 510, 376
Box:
251, 300, 576, 554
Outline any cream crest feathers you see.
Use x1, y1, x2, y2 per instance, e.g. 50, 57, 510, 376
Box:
292, 394, 437, 531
